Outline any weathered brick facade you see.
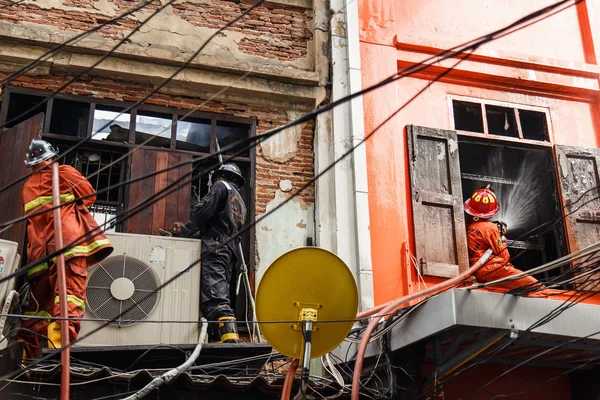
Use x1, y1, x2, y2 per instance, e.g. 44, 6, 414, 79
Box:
0, 71, 315, 217
0, 0, 312, 61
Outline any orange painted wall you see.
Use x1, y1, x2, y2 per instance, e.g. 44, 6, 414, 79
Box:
359, 0, 600, 306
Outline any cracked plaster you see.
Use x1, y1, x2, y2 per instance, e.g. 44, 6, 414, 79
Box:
259, 110, 305, 163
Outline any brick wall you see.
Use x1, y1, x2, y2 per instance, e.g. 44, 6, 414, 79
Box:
0, 0, 312, 61
0, 71, 315, 216
173, 2, 312, 61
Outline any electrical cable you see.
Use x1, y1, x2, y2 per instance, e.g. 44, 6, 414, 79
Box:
0, 0, 157, 81
1, 0, 585, 388
0, 0, 267, 197
1, 0, 179, 130
121, 318, 208, 400
418, 273, 600, 400
0, 0, 571, 201
0, 0, 26, 10
455, 286, 600, 400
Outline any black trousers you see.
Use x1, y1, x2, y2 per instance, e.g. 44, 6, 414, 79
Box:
200, 239, 238, 320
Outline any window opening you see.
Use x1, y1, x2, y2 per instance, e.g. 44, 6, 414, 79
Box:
452, 100, 484, 133
217, 120, 251, 157
451, 98, 550, 143
5, 93, 46, 128
49, 98, 90, 137
485, 105, 518, 138
519, 109, 549, 141
134, 110, 172, 149
46, 138, 126, 233
458, 140, 568, 285
92, 105, 131, 141
176, 116, 211, 153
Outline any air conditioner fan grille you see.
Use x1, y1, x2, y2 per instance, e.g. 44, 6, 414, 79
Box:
86, 255, 160, 326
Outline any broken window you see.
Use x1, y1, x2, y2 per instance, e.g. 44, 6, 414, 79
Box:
0, 86, 257, 327
50, 98, 90, 137
217, 120, 251, 157
519, 109, 549, 141
458, 140, 567, 282
134, 110, 173, 149
452, 100, 484, 133
451, 98, 550, 143
407, 124, 569, 286
44, 138, 127, 232
485, 105, 518, 138
176, 116, 211, 153
92, 106, 131, 141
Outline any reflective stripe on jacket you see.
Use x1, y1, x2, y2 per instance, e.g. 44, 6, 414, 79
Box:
21, 162, 114, 279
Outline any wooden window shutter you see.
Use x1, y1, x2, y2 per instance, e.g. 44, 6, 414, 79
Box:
0, 113, 44, 255
124, 149, 192, 235
555, 145, 600, 291
407, 125, 469, 278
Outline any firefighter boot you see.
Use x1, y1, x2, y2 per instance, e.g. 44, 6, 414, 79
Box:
217, 316, 240, 343
47, 321, 62, 349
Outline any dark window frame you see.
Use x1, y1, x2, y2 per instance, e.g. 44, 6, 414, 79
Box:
0, 86, 257, 291
448, 95, 552, 145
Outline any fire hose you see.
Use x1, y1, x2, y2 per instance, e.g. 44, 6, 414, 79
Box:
279, 249, 493, 400
350, 248, 493, 400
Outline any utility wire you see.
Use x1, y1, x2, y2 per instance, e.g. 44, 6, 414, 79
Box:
2, 0, 179, 129
0, 0, 585, 385
419, 273, 600, 400
0, 0, 27, 10
0, 0, 157, 79
0, 68, 253, 234
0, 0, 267, 196
0, 0, 575, 199
1, 0, 579, 252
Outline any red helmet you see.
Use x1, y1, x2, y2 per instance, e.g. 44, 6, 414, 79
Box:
464, 185, 499, 219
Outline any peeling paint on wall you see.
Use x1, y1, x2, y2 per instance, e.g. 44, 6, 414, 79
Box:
259, 111, 304, 163
256, 190, 314, 284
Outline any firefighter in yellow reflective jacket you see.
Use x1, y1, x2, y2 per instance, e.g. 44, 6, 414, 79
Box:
19, 139, 113, 358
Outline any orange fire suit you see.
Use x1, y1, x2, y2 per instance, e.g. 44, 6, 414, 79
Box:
466, 220, 555, 296
19, 161, 113, 358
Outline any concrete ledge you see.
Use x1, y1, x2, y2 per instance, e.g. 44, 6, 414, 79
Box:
0, 22, 321, 87
0, 41, 326, 109
389, 289, 600, 352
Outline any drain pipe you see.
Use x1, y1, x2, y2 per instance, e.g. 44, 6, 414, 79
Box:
51, 161, 70, 400
350, 249, 494, 400
123, 318, 208, 400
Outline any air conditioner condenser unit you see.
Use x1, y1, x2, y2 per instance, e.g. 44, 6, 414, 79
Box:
76, 232, 202, 347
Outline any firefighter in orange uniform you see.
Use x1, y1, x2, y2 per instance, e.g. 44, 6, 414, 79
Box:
18, 139, 114, 358
465, 185, 558, 296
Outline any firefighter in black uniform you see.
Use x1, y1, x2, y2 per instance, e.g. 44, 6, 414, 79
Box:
160, 163, 247, 343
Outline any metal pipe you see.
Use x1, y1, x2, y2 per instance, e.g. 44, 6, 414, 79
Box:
281, 358, 299, 400
350, 249, 493, 400
51, 161, 70, 400
238, 241, 262, 343
123, 318, 208, 400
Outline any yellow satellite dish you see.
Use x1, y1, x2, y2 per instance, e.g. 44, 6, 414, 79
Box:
256, 247, 358, 361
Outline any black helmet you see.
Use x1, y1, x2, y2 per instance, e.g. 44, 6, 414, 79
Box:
25, 139, 58, 167
213, 163, 245, 188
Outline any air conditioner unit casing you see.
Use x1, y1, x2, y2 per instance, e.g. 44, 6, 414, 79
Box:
76, 232, 202, 347
0, 239, 20, 306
